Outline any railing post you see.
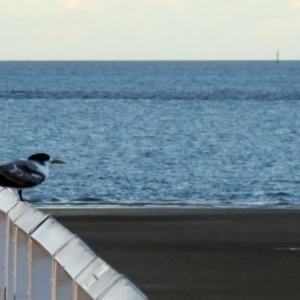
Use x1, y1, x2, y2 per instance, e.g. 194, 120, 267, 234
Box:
0, 287, 6, 300
14, 227, 29, 300
0, 212, 6, 292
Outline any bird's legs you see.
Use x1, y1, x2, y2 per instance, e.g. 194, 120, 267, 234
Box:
18, 190, 24, 201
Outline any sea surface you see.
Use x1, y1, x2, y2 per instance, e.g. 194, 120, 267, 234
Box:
0, 61, 300, 207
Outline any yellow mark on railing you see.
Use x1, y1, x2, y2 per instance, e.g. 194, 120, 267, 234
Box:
85, 264, 109, 288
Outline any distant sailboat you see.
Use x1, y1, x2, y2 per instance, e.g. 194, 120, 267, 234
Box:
276, 50, 279, 63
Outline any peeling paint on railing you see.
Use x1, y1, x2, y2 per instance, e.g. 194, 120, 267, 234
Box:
0, 188, 147, 300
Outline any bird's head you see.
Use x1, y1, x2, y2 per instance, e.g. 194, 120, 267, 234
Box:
28, 153, 66, 165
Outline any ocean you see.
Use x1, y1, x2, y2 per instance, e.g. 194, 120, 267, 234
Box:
0, 61, 300, 206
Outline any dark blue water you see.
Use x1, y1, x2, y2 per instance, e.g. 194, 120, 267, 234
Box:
1, 61, 300, 206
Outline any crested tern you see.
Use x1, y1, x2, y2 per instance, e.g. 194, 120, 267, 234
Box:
0, 153, 65, 201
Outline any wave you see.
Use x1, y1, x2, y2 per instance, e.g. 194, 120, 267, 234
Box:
1, 90, 300, 100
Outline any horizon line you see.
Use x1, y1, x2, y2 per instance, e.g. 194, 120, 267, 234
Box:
0, 59, 299, 62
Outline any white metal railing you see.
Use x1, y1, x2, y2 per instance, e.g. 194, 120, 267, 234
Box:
0, 188, 147, 300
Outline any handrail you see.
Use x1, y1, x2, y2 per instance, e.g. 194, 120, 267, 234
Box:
0, 188, 147, 300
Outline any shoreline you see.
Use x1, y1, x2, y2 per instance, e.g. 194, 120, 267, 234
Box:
39, 204, 300, 215
41, 207, 300, 300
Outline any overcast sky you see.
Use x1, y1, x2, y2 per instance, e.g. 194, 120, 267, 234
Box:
0, 0, 299, 60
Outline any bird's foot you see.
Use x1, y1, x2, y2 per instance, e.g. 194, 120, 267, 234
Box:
17, 190, 25, 202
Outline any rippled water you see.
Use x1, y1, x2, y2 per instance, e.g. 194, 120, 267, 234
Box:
0, 61, 300, 206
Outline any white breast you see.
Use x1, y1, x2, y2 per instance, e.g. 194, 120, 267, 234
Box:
32, 161, 50, 178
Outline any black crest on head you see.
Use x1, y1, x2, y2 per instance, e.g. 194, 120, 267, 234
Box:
28, 153, 51, 163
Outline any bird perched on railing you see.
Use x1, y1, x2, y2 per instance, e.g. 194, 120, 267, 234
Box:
0, 153, 65, 201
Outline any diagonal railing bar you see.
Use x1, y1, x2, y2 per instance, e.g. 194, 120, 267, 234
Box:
0, 188, 147, 300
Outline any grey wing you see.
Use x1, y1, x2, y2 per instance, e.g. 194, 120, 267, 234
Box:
0, 161, 45, 187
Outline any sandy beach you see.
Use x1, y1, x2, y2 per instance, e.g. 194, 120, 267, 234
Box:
41, 207, 300, 300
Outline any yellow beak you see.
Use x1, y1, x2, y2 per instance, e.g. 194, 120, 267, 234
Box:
51, 158, 66, 164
